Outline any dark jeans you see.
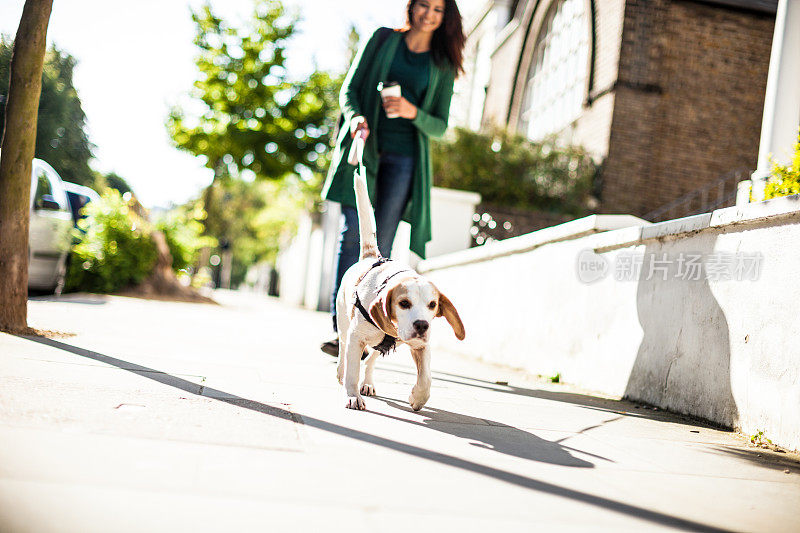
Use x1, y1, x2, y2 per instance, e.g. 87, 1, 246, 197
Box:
331, 151, 416, 331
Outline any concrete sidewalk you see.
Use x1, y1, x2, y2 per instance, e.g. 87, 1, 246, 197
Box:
0, 291, 798, 532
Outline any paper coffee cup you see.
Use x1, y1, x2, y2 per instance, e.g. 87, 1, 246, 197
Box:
379, 81, 402, 119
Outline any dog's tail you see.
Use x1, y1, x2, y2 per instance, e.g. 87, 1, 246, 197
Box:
351, 134, 380, 259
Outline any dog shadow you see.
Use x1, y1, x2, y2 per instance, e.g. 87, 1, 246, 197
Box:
369, 397, 603, 468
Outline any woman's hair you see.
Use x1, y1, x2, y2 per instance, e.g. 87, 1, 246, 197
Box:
404, 0, 466, 76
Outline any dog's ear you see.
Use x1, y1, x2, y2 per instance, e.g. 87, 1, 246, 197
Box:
436, 290, 465, 340
369, 286, 399, 337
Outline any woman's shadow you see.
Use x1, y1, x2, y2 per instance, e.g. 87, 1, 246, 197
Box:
367, 396, 605, 468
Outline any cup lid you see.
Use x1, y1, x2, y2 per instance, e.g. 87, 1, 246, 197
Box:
377, 81, 400, 91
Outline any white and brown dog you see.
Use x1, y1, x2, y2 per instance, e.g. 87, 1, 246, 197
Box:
335, 153, 465, 411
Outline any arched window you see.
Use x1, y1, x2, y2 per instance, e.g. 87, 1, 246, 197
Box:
518, 0, 590, 141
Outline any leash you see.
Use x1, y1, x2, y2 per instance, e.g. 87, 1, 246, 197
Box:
348, 127, 367, 175
347, 132, 407, 355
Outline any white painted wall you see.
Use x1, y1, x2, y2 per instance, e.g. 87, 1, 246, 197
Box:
276, 213, 314, 307
420, 196, 800, 451
303, 226, 325, 310
389, 187, 481, 266
428, 187, 482, 258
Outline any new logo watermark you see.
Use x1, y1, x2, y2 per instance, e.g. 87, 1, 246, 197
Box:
576, 249, 609, 283
576, 250, 763, 283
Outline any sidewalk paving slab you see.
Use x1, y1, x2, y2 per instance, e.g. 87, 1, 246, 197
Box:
0, 291, 798, 532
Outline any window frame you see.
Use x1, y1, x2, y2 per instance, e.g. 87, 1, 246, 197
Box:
518, 0, 592, 142
32, 160, 69, 213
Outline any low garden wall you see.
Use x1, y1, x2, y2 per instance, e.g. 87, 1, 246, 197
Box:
419, 195, 800, 451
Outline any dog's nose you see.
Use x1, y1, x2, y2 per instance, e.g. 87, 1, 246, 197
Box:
413, 320, 429, 335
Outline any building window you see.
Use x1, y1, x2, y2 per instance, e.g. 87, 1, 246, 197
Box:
519, 0, 590, 141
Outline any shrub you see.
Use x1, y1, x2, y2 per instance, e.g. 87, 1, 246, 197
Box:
764, 128, 800, 200
432, 127, 598, 215
65, 190, 158, 293
155, 204, 216, 272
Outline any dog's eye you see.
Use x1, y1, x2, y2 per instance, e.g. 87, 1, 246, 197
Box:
398, 300, 412, 309
428, 301, 436, 310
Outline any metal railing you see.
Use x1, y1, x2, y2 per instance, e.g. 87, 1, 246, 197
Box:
642, 168, 751, 223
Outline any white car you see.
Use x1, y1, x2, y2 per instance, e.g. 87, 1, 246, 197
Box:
62, 180, 100, 226
28, 158, 73, 293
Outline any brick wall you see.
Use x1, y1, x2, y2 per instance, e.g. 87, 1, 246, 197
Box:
602, 0, 774, 216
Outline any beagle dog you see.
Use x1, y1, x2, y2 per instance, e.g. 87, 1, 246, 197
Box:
335, 154, 465, 411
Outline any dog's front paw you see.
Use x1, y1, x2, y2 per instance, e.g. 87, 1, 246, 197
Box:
360, 383, 376, 396
345, 394, 366, 410
336, 366, 344, 385
408, 389, 430, 411
408, 395, 426, 411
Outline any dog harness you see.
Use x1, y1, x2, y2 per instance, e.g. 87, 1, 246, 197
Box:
353, 257, 412, 355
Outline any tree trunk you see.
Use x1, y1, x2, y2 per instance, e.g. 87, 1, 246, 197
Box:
220, 248, 233, 289
0, 0, 54, 332
193, 160, 222, 285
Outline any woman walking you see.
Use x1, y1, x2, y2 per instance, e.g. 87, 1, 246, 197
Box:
320, 0, 466, 355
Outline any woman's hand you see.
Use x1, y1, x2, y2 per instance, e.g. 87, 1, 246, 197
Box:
350, 116, 370, 140
382, 96, 418, 120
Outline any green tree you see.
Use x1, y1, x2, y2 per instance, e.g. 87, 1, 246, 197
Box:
94, 170, 134, 195
167, 0, 337, 185
155, 203, 217, 272
345, 25, 360, 65
0, 39, 94, 187
193, 176, 305, 287
168, 0, 345, 286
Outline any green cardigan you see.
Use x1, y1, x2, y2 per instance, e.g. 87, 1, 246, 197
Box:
321, 28, 456, 259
